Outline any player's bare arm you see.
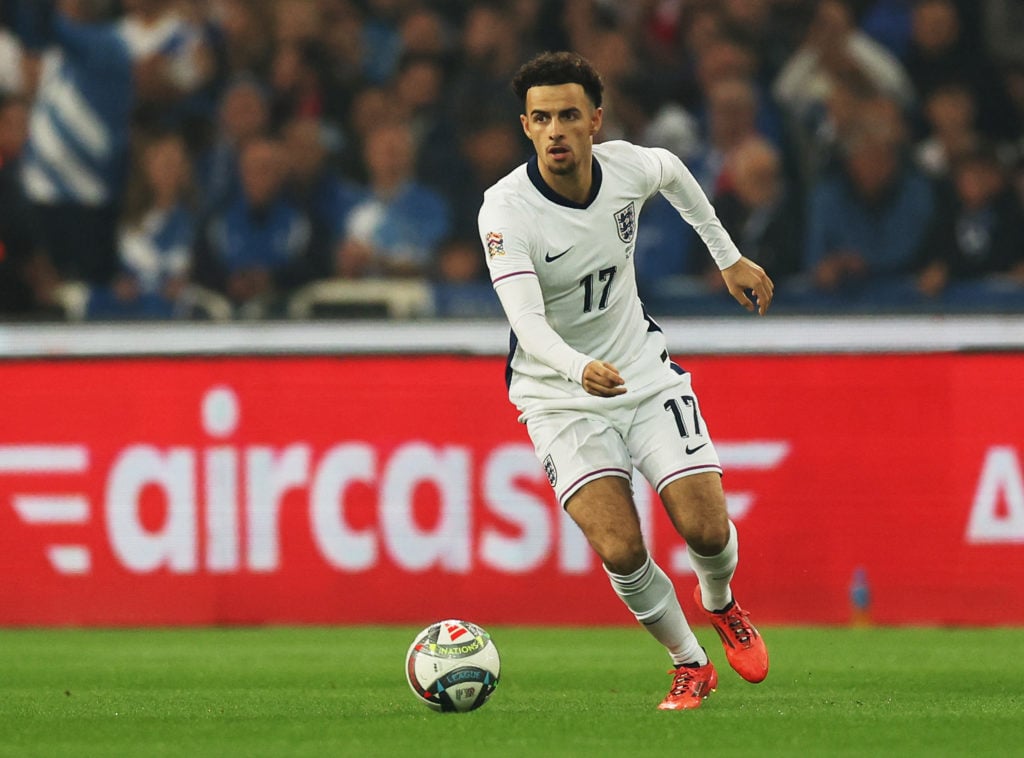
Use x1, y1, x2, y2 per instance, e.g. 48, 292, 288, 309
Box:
721, 256, 774, 316
581, 360, 626, 397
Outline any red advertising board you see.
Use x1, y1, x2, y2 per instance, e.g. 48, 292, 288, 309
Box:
1, 354, 1022, 626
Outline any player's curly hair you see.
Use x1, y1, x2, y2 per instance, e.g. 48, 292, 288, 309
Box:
511, 52, 604, 109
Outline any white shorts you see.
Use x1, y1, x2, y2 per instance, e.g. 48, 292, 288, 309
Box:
523, 371, 722, 508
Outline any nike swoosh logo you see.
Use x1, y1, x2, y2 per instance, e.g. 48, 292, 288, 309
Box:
545, 247, 573, 263
685, 443, 708, 455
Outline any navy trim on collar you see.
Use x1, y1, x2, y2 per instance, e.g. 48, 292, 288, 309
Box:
526, 154, 602, 209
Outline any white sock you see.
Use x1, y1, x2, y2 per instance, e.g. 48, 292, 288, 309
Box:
605, 552, 707, 667
688, 520, 738, 612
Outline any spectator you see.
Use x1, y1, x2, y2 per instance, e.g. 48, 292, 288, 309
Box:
0, 20, 27, 94
983, 0, 1024, 68
629, 10, 717, 160
693, 34, 784, 148
87, 132, 195, 319
446, 118, 525, 240
398, 6, 451, 59
689, 76, 764, 196
338, 84, 389, 184
703, 136, 803, 287
272, 0, 321, 46
435, 236, 486, 284
194, 136, 327, 310
795, 65, 879, 184
121, 0, 218, 149
0, 92, 58, 318
859, 0, 915, 60
639, 98, 701, 163
1005, 62, 1024, 142
449, 2, 524, 127
633, 0, 689, 73
580, 28, 641, 135
317, 0, 367, 122
1004, 63, 1024, 203
393, 54, 444, 142
16, 0, 203, 285
719, 0, 793, 79
393, 53, 461, 192
903, 0, 1019, 141
281, 115, 363, 246
335, 121, 449, 279
0, 92, 29, 173
509, 0, 568, 56
694, 34, 762, 108
268, 40, 328, 130
916, 146, 1024, 297
804, 100, 935, 293
194, 75, 269, 212
14, 1, 129, 285
119, 0, 211, 106
147, 1, 228, 148
914, 82, 980, 179
1, 0, 1020, 322
360, 0, 403, 86
432, 230, 505, 317
632, 193, 700, 297
655, 3, 726, 112
773, 0, 914, 126
211, 0, 274, 78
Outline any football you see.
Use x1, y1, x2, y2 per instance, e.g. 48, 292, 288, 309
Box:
405, 619, 501, 712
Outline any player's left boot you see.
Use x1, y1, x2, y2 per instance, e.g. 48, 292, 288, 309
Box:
693, 586, 769, 683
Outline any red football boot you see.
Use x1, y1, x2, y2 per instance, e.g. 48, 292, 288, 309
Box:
657, 659, 718, 711
694, 586, 769, 683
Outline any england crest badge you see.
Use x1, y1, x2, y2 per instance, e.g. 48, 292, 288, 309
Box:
542, 454, 557, 487
614, 202, 636, 243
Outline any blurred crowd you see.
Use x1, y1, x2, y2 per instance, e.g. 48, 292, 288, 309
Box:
1, 0, 1023, 321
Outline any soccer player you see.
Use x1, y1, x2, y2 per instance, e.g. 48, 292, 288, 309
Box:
478, 52, 773, 711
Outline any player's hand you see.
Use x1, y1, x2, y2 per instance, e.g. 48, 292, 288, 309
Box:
721, 256, 774, 315
582, 360, 626, 397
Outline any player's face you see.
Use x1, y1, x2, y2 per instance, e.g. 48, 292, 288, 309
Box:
521, 84, 602, 177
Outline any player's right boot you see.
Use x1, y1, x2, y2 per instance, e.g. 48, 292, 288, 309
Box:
657, 659, 718, 711
694, 586, 769, 683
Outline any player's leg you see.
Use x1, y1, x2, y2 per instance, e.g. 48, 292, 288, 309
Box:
660, 469, 769, 683
564, 475, 644, 573
629, 374, 769, 683
565, 477, 716, 710
626, 373, 736, 609
660, 472, 734, 610
566, 476, 706, 667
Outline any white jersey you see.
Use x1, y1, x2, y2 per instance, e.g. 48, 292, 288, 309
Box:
479, 140, 740, 410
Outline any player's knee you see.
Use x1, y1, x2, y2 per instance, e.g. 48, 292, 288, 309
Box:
599, 537, 647, 575
687, 518, 730, 557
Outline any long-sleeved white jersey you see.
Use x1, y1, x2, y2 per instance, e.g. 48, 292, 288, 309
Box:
479, 140, 741, 411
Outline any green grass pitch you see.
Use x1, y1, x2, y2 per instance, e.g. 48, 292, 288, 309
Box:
1, 626, 1021, 757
